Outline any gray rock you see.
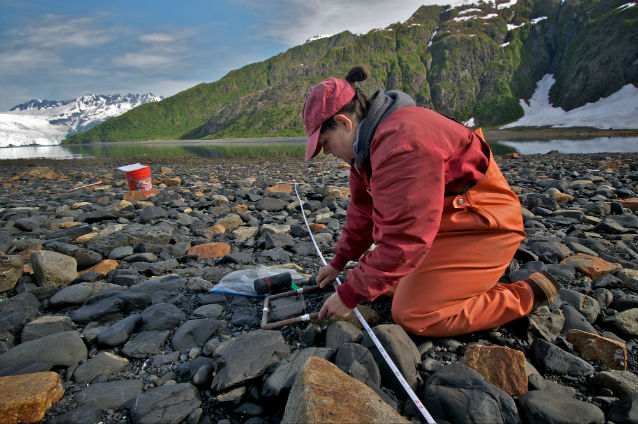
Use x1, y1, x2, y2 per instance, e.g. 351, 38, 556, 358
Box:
130, 383, 201, 424
71, 290, 151, 325
77, 210, 120, 224
517, 389, 604, 424
593, 273, 623, 289
0, 255, 24, 293
140, 206, 168, 222
262, 347, 334, 397
49, 281, 125, 307
126, 252, 159, 263
611, 294, 638, 311
561, 305, 599, 335
75, 379, 143, 409
47, 405, 102, 424
257, 232, 294, 249
97, 314, 141, 347
46, 225, 93, 242
527, 306, 565, 342
176, 356, 215, 386
20, 315, 76, 342
0, 300, 40, 336
230, 307, 259, 327
31, 250, 78, 287
361, 324, 421, 393
108, 245, 135, 260
604, 308, 638, 337
73, 351, 129, 385
216, 213, 243, 231
423, 363, 520, 424
171, 319, 229, 352
256, 198, 287, 211
192, 304, 224, 319
531, 339, 595, 376
122, 330, 171, 358
87, 222, 174, 256
325, 321, 363, 349
592, 370, 638, 398
211, 330, 290, 392
559, 289, 600, 323
617, 268, 638, 293
0, 331, 86, 371
130, 274, 185, 295
335, 343, 381, 389
608, 393, 638, 424
141, 303, 185, 331
269, 296, 305, 322
72, 248, 103, 270
527, 241, 573, 263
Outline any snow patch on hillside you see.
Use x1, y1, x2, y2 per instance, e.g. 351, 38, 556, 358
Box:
502, 74, 638, 129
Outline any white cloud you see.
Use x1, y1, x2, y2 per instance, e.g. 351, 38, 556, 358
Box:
140, 33, 176, 43
10, 15, 113, 48
114, 52, 177, 68
240, 0, 483, 45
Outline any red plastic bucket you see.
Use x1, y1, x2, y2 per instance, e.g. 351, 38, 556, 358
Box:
125, 165, 152, 194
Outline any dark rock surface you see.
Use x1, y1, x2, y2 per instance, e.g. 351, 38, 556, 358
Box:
0, 154, 636, 423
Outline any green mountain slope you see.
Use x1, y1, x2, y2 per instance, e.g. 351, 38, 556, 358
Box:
64, 0, 637, 143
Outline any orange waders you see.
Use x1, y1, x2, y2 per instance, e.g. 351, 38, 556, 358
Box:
391, 143, 532, 337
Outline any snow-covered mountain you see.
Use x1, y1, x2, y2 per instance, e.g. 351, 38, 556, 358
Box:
0, 93, 162, 147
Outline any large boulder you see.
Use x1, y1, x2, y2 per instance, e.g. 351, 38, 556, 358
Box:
282, 356, 409, 424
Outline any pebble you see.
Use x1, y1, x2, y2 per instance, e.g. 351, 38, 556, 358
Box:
0, 154, 635, 423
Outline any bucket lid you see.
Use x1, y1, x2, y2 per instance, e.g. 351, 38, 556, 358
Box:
117, 163, 147, 172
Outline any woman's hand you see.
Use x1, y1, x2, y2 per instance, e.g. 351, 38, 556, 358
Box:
316, 264, 340, 288
318, 292, 352, 320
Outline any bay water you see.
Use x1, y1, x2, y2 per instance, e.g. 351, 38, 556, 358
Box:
0, 136, 636, 160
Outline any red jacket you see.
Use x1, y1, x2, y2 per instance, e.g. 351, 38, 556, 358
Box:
331, 106, 489, 308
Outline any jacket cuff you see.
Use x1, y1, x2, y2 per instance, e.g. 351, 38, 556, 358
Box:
330, 254, 349, 272
337, 283, 362, 309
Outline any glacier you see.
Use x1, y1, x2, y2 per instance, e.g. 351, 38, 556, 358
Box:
0, 93, 162, 148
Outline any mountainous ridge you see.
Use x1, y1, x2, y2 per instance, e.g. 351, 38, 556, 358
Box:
62, 0, 637, 143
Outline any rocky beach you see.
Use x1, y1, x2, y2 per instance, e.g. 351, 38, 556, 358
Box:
0, 152, 637, 424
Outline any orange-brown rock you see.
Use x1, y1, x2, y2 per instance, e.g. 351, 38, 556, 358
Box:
58, 222, 83, 229
462, 344, 528, 396
160, 166, 173, 175
26, 166, 57, 179
231, 204, 248, 213
566, 329, 627, 370
123, 190, 148, 201
162, 176, 182, 186
267, 183, 293, 194
23, 264, 33, 275
617, 198, 638, 212
282, 356, 409, 424
0, 371, 64, 423
209, 177, 220, 183
603, 160, 622, 171
552, 192, 574, 203
309, 223, 327, 233
78, 259, 119, 276
328, 186, 350, 199
75, 232, 98, 243
71, 202, 91, 209
560, 254, 622, 280
188, 242, 231, 259
211, 224, 227, 235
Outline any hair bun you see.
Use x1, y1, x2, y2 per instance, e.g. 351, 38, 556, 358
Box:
345, 65, 370, 84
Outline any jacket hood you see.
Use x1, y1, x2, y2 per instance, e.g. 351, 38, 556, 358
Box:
354, 89, 416, 171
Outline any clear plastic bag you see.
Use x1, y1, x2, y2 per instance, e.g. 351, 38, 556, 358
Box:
209, 265, 304, 296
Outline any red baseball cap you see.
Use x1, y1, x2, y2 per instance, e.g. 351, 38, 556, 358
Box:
302, 78, 355, 161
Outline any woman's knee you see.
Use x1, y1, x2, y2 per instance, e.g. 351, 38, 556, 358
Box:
391, 308, 422, 335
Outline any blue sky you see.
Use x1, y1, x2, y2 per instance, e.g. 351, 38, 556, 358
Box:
0, 0, 465, 111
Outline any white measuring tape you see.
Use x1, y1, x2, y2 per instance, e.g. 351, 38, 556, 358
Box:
291, 182, 436, 424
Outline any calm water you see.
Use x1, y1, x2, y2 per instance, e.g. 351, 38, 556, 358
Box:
0, 136, 636, 160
